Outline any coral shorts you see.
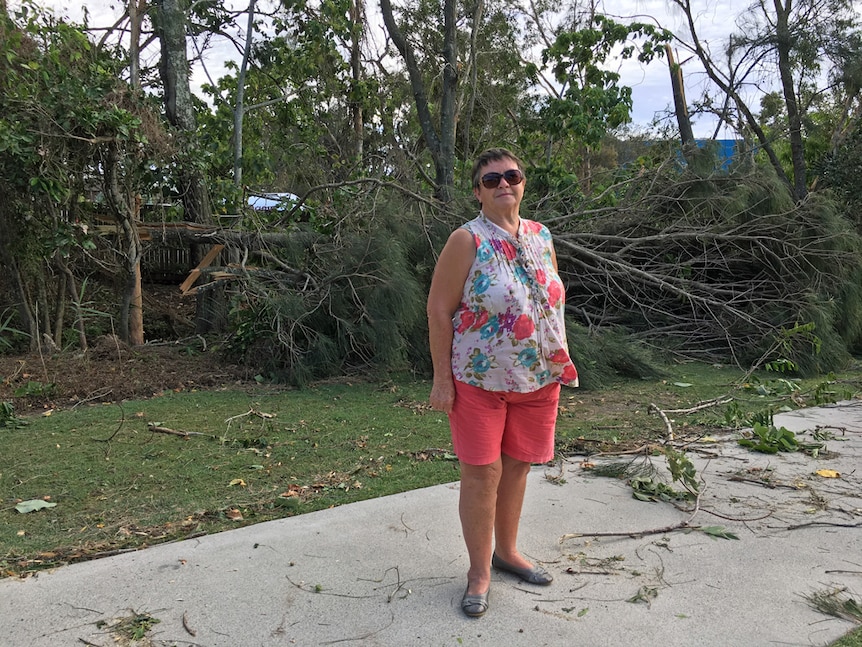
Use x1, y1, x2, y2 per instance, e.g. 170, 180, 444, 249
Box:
449, 380, 561, 466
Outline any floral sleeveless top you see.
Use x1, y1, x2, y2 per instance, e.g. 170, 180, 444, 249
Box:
451, 213, 579, 392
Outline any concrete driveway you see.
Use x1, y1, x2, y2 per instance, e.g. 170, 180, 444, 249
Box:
3, 402, 861, 646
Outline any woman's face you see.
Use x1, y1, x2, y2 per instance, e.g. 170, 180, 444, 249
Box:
473, 157, 525, 212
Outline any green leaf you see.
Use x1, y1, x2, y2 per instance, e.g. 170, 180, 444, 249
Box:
16, 499, 57, 513
700, 525, 739, 540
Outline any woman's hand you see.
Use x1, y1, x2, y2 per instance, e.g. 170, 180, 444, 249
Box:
429, 379, 455, 414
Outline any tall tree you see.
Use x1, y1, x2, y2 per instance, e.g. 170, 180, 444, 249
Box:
153, 0, 213, 226
233, 0, 256, 190
349, 0, 365, 163
380, 0, 458, 202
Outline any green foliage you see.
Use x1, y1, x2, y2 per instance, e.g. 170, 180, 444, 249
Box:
516, 14, 671, 197
820, 124, 862, 223
224, 199, 427, 386
0, 2, 173, 348
665, 447, 700, 494
626, 448, 699, 502
699, 526, 739, 540
98, 613, 160, 641
737, 422, 823, 454
630, 475, 691, 502
743, 374, 801, 398
721, 369, 850, 429
830, 626, 862, 647
540, 17, 670, 147
805, 588, 862, 626
13, 381, 57, 398
199, 0, 383, 205
563, 323, 664, 390
0, 310, 28, 351
559, 163, 862, 373
0, 401, 26, 429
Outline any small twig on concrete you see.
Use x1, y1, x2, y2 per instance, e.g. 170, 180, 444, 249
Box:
285, 576, 375, 599
399, 513, 414, 533
727, 475, 801, 490
561, 492, 703, 542
319, 610, 395, 645
686, 506, 772, 523
182, 611, 196, 637
587, 444, 656, 459
784, 520, 862, 531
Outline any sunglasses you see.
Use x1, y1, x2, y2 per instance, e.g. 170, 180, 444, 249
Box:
480, 169, 524, 189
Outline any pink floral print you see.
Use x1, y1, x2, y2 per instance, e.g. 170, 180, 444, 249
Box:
451, 213, 579, 392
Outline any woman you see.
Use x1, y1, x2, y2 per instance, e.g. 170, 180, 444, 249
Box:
427, 148, 579, 618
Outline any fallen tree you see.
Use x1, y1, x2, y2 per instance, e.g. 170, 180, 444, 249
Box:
549, 163, 862, 372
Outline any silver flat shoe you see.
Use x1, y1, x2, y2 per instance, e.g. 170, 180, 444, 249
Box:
492, 553, 553, 585
461, 586, 490, 617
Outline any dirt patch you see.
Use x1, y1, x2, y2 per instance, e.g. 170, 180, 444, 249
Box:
0, 339, 256, 414
0, 282, 261, 413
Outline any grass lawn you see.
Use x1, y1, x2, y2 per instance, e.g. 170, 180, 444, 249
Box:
833, 628, 862, 647
2, 362, 861, 643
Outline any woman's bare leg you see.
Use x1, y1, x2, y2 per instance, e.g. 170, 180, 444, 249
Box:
492, 453, 534, 570
458, 458, 502, 595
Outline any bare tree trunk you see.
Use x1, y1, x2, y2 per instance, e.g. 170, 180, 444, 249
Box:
103, 144, 144, 344
16, 269, 37, 352
129, 194, 144, 345
233, 0, 255, 190
380, 0, 458, 202
349, 0, 364, 163
154, 0, 213, 231
438, 0, 457, 201
55, 253, 89, 350
129, 0, 144, 89
666, 45, 695, 148
460, 0, 484, 161
53, 271, 66, 343
36, 276, 50, 349
773, 0, 807, 201
0, 207, 37, 346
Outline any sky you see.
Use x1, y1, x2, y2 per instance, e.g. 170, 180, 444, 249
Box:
15, 0, 762, 138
